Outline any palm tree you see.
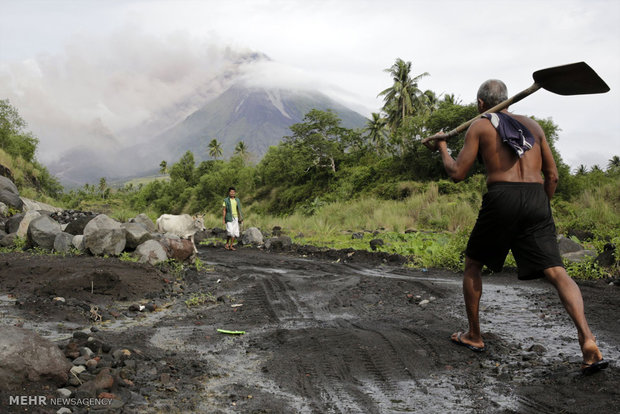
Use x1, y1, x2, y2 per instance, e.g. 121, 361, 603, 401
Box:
420, 90, 439, 114
234, 141, 247, 156
576, 164, 588, 175
208, 138, 223, 160
378, 58, 429, 132
98, 177, 107, 199
607, 155, 620, 171
159, 160, 168, 175
365, 113, 388, 154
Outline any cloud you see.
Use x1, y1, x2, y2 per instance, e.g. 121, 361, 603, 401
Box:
0, 25, 261, 163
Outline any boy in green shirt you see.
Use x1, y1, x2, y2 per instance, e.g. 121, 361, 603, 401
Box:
222, 187, 243, 250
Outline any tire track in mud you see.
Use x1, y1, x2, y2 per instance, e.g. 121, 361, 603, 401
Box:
199, 250, 470, 412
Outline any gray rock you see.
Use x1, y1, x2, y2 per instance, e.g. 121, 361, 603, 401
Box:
72, 234, 86, 252
20, 198, 62, 213
5, 213, 24, 233
70, 365, 86, 375
17, 210, 41, 238
241, 227, 263, 245
83, 214, 126, 256
27, 215, 62, 250
80, 347, 94, 358
265, 236, 293, 251
122, 222, 153, 249
129, 213, 156, 232
0, 189, 23, 211
0, 326, 72, 389
562, 249, 597, 263
351, 232, 364, 240
72, 356, 89, 366
135, 240, 167, 265
557, 235, 584, 255
0, 175, 19, 195
57, 388, 72, 398
0, 201, 8, 216
0, 232, 19, 248
54, 232, 74, 253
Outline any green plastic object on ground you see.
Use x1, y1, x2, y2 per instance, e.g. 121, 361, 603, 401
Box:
217, 329, 246, 335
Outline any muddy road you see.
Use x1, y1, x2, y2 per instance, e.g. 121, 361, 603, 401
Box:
1, 247, 619, 413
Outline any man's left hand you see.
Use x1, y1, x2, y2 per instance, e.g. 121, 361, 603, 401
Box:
422, 132, 447, 152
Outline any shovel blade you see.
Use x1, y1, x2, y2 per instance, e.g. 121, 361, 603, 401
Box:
533, 62, 610, 95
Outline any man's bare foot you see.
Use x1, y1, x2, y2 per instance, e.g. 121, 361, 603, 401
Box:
581, 338, 604, 365
575, 337, 609, 374
450, 331, 486, 352
230, 246, 236, 251
224, 245, 230, 250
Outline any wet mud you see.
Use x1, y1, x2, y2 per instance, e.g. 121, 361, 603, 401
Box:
1, 247, 619, 413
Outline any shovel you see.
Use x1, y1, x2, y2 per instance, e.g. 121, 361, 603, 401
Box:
422, 61, 610, 143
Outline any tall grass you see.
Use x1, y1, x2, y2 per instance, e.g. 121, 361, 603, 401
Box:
234, 182, 479, 237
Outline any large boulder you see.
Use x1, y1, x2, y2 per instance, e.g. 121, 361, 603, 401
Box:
241, 227, 264, 245
54, 232, 74, 254
27, 215, 62, 250
129, 213, 156, 232
0, 326, 72, 389
65, 215, 96, 235
135, 240, 168, 265
5, 212, 23, 233
160, 236, 194, 261
0, 189, 23, 211
265, 236, 293, 251
557, 235, 583, 255
83, 214, 126, 256
0, 175, 19, 195
0, 233, 19, 248
20, 198, 62, 213
122, 222, 153, 249
16, 210, 42, 238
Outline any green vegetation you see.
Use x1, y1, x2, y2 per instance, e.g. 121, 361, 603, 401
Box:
0, 99, 62, 198
2, 59, 618, 279
185, 292, 216, 307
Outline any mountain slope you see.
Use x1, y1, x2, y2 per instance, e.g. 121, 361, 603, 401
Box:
48, 85, 368, 186
154, 85, 368, 161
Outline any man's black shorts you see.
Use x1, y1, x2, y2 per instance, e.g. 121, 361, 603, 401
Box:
465, 182, 564, 280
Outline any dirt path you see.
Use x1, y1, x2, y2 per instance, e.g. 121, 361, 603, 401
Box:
1, 247, 619, 413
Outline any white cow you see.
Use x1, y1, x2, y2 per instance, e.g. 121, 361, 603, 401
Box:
156, 214, 206, 253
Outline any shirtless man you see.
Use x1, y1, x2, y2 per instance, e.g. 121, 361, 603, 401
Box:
425, 79, 608, 374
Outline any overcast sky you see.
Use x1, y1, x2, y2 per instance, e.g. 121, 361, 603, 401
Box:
1, 0, 619, 170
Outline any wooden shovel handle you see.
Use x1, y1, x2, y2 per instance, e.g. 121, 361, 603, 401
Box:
421, 82, 542, 143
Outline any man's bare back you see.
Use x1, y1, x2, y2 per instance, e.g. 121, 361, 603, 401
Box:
434, 110, 559, 199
